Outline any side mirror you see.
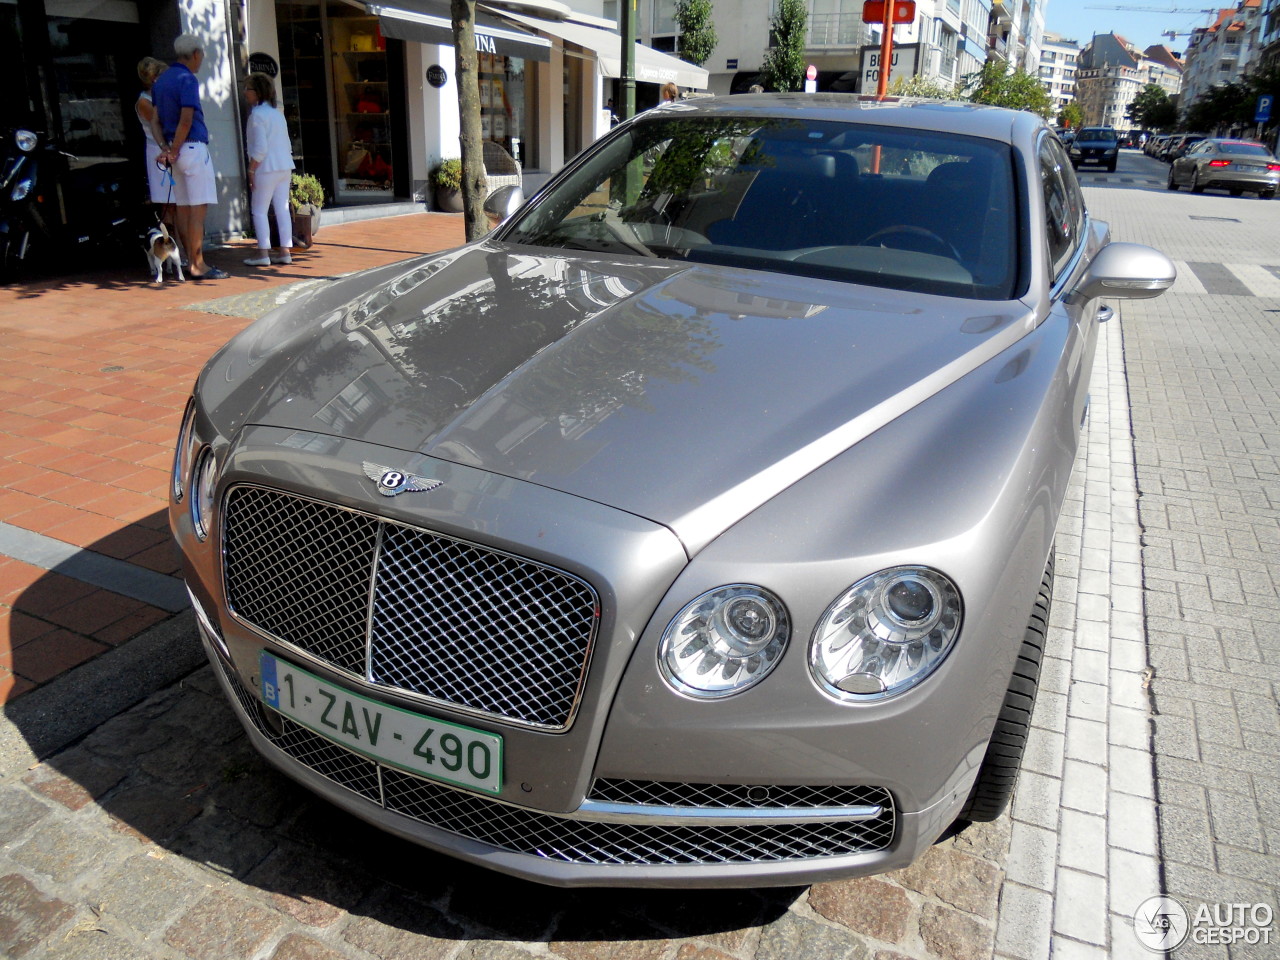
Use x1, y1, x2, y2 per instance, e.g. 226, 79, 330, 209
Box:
1071, 241, 1176, 302
484, 185, 523, 229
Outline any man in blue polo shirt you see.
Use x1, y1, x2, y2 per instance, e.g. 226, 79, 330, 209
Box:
154, 33, 226, 280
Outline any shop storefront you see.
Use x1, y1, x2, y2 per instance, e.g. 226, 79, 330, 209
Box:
7, 0, 707, 243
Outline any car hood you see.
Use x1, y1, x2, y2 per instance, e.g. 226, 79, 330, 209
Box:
204, 242, 1034, 551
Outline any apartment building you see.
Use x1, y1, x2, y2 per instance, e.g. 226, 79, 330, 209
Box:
1039, 31, 1079, 114
1180, 0, 1263, 114
1075, 32, 1183, 133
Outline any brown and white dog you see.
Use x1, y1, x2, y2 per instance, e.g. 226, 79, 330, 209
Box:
144, 224, 184, 283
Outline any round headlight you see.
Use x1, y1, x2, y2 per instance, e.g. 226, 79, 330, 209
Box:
190, 448, 218, 541
15, 130, 38, 153
810, 566, 961, 701
659, 585, 789, 699
172, 398, 197, 501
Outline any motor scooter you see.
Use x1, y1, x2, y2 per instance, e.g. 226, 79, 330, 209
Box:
0, 124, 147, 282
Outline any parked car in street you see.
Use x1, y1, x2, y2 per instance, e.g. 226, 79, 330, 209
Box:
1068, 126, 1120, 171
1164, 133, 1207, 162
171, 94, 1175, 888
1145, 134, 1170, 157
1168, 138, 1280, 198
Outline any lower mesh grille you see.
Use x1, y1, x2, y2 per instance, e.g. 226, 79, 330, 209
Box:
215, 657, 897, 867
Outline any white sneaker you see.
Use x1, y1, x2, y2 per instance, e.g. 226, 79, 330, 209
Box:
270, 253, 293, 265
244, 254, 271, 266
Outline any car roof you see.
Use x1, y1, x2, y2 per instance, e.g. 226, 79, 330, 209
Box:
644, 93, 1037, 145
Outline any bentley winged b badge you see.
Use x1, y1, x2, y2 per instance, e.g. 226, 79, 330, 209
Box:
363, 462, 444, 497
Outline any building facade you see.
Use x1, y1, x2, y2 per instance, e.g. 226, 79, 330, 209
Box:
1179, 0, 1262, 120
1075, 32, 1183, 133
5, 0, 705, 240
1038, 31, 1078, 116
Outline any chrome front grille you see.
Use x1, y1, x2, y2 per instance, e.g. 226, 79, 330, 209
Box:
223, 485, 598, 730
216, 657, 897, 867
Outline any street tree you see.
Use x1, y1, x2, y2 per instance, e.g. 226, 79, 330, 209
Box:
675, 0, 718, 67
762, 0, 807, 92
1058, 102, 1083, 130
961, 60, 1054, 118
1184, 81, 1250, 134
1127, 84, 1176, 131
451, 0, 488, 241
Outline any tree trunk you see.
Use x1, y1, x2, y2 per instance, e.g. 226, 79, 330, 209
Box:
451, 0, 489, 241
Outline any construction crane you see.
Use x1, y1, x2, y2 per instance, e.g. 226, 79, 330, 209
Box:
1082, 5, 1216, 12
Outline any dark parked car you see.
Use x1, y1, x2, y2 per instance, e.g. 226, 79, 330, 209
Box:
1168, 138, 1280, 197
1068, 126, 1120, 171
171, 95, 1175, 887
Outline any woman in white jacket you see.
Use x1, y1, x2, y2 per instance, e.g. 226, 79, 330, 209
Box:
243, 73, 296, 266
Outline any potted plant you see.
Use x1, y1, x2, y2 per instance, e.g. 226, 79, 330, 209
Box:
431, 158, 464, 213
289, 173, 325, 249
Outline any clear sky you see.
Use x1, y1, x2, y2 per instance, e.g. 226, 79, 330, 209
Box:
1042, 2, 1222, 57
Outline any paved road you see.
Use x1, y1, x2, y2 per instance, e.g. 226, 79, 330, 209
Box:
0, 149, 1276, 959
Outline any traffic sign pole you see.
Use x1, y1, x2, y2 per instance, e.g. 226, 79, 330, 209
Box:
876, 0, 896, 100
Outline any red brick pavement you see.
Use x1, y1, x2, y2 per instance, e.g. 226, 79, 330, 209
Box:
0, 213, 466, 703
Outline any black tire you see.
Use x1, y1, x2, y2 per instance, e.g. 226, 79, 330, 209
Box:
956, 553, 1054, 823
1106, 161, 1117, 173
1260, 191, 1275, 200
1191, 170, 1205, 194
1167, 168, 1179, 191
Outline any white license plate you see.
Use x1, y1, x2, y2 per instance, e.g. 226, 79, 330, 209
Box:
259, 652, 503, 795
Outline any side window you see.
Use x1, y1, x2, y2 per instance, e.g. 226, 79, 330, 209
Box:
1039, 136, 1085, 282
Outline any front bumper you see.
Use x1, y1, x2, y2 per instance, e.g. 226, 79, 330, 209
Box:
204, 627, 960, 887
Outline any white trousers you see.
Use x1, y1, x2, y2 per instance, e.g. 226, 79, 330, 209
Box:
251, 169, 293, 249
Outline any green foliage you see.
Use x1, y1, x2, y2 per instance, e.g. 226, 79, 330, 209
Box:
961, 60, 1054, 119
675, 0, 718, 68
762, 0, 807, 93
1127, 84, 1177, 131
1058, 102, 1083, 130
289, 173, 325, 211
431, 158, 463, 191
888, 74, 957, 99
1180, 67, 1280, 136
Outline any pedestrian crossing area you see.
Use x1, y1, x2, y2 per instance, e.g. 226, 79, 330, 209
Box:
1169, 261, 1280, 297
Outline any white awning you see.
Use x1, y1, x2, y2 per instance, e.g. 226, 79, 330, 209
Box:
368, 0, 552, 62
491, 9, 709, 89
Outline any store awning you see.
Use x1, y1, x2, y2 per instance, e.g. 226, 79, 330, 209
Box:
367, 0, 552, 62
492, 9, 709, 89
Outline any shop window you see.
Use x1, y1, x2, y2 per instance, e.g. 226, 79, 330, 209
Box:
329, 5, 393, 201
43, 3, 144, 160
480, 53, 527, 166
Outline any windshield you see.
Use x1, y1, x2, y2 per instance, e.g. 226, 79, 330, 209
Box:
500, 115, 1020, 300
1079, 128, 1117, 141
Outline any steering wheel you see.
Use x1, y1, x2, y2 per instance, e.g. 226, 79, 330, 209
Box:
860, 225, 963, 262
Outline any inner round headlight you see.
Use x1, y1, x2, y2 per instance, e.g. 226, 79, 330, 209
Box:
190, 448, 218, 541
659, 585, 789, 699
15, 129, 38, 152
810, 566, 961, 701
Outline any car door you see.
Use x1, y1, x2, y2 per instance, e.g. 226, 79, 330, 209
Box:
1039, 132, 1099, 439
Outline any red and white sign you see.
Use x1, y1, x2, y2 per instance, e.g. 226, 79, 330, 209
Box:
862, 0, 916, 23
806, 64, 818, 81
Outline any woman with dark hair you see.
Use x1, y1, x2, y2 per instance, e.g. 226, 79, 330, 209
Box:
242, 72, 296, 266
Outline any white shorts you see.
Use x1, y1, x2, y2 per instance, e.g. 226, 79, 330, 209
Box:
144, 142, 174, 204
172, 142, 217, 206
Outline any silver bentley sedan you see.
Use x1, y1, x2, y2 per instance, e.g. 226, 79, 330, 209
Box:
171, 95, 1174, 887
